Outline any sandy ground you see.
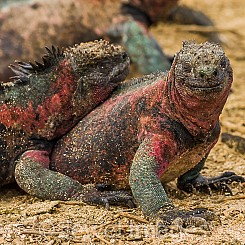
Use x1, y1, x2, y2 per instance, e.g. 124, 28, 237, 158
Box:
0, 0, 244, 244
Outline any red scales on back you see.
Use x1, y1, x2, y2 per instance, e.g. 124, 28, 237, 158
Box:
0, 40, 129, 139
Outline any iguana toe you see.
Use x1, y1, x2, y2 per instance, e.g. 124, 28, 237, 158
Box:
82, 190, 136, 209
178, 172, 244, 195
156, 207, 218, 232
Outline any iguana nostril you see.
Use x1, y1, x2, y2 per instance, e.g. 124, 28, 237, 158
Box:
199, 71, 205, 78
122, 52, 128, 60
213, 69, 218, 76
199, 67, 218, 78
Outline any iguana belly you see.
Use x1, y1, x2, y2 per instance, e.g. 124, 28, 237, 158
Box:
160, 142, 212, 184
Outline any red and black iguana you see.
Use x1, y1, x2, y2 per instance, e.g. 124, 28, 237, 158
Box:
0, 40, 129, 186
13, 41, 244, 229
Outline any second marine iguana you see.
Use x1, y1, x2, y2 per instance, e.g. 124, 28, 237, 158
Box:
14, 41, 244, 228
0, 0, 174, 80
0, 40, 129, 186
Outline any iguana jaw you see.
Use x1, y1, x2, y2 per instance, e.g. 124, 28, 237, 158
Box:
183, 74, 230, 95
181, 63, 231, 95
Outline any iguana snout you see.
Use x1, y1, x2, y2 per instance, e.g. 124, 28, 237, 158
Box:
198, 66, 218, 79
194, 65, 225, 91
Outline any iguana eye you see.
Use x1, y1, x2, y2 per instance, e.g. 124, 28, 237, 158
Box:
220, 58, 226, 68
122, 52, 128, 60
182, 63, 192, 73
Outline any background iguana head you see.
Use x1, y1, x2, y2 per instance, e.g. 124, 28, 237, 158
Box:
0, 40, 130, 140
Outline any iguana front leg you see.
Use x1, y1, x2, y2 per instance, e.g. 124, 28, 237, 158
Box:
129, 138, 173, 216
177, 155, 245, 195
129, 136, 215, 229
15, 150, 135, 207
15, 150, 88, 200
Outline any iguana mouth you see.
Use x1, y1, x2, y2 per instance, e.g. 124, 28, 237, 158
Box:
188, 75, 229, 92
190, 82, 224, 91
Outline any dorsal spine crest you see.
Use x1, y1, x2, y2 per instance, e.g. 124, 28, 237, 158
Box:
7, 46, 64, 86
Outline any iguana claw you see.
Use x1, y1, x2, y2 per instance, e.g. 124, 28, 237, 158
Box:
157, 207, 218, 232
83, 190, 136, 209
178, 171, 244, 195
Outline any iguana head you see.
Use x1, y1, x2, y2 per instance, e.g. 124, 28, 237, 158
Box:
0, 40, 129, 139
167, 41, 233, 136
172, 41, 232, 97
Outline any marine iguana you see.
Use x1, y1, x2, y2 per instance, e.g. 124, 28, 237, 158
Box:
0, 39, 129, 186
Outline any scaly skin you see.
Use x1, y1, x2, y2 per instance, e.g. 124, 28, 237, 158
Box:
0, 0, 179, 80
51, 41, 233, 187
0, 40, 129, 186
43, 41, 242, 227
12, 41, 244, 229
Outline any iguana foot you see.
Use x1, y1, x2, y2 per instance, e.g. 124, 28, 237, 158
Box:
177, 172, 245, 195
156, 206, 217, 232
82, 190, 136, 209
